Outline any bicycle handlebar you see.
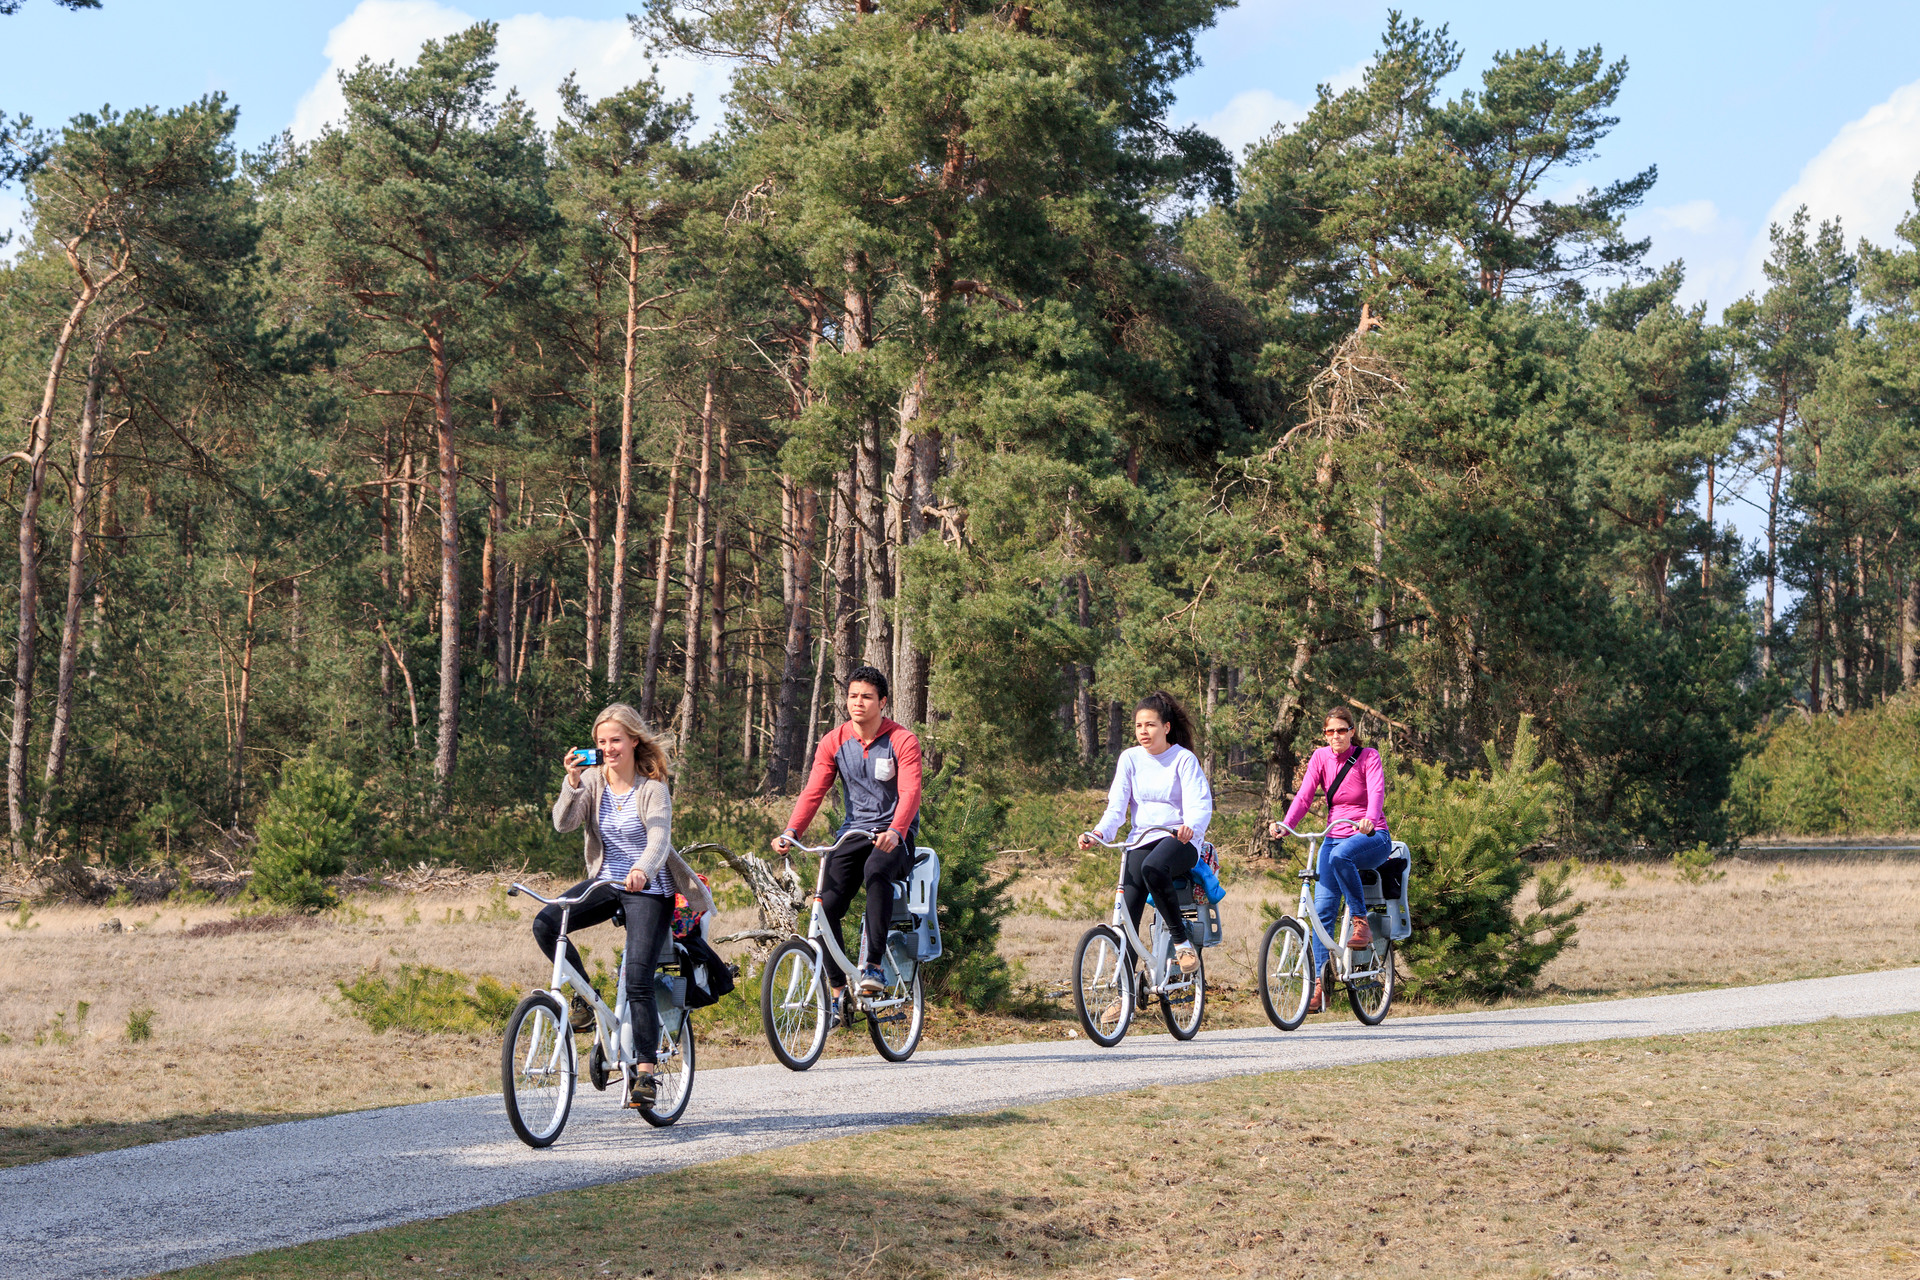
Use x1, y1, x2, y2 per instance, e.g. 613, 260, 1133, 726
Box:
1078, 826, 1177, 849
776, 829, 889, 856
1269, 820, 1335, 841
505, 882, 610, 909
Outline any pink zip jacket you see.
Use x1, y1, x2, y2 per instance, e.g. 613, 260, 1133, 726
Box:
1282, 745, 1386, 838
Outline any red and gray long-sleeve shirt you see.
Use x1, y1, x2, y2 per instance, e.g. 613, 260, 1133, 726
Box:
785, 717, 923, 842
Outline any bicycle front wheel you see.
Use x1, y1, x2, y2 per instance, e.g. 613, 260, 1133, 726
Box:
867, 957, 925, 1062
1347, 936, 1396, 1026
1073, 925, 1132, 1048
1159, 941, 1206, 1040
502, 992, 575, 1148
1258, 917, 1314, 1031
640, 1019, 695, 1127
761, 937, 829, 1071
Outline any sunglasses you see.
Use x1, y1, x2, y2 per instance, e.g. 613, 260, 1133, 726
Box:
1323, 726, 1352, 735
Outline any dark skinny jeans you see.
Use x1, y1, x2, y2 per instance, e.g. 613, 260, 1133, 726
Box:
531, 879, 672, 1061
817, 832, 912, 987
1123, 836, 1199, 948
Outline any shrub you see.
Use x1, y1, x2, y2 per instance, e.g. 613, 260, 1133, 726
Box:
251, 758, 373, 910
1726, 697, 1920, 836
336, 963, 521, 1034
1391, 716, 1585, 1003
1671, 842, 1725, 885
917, 765, 1017, 1010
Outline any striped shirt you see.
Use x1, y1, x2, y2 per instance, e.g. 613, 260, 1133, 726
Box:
597, 782, 672, 894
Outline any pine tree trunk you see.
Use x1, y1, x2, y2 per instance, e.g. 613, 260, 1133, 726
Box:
858, 416, 892, 673
640, 426, 689, 724
1075, 572, 1095, 763
583, 397, 603, 678
1763, 406, 1787, 675
1905, 569, 1920, 690
492, 474, 511, 690
830, 469, 858, 702
767, 480, 816, 794
9, 280, 108, 855
607, 239, 644, 687
40, 320, 122, 827
676, 377, 716, 752
478, 466, 498, 671
706, 421, 731, 696
428, 326, 462, 807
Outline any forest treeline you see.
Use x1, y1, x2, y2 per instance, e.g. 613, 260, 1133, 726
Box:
3, 5, 1918, 870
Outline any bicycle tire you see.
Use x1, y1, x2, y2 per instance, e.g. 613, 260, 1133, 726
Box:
1073, 925, 1132, 1048
1347, 936, 1396, 1026
640, 1020, 695, 1127
502, 991, 575, 1148
1158, 941, 1206, 1040
761, 937, 829, 1071
1258, 917, 1314, 1031
867, 957, 925, 1062
588, 1039, 610, 1092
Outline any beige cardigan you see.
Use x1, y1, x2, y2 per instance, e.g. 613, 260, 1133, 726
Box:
552, 770, 715, 915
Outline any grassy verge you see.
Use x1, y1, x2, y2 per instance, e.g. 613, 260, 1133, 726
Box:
173, 1011, 1920, 1279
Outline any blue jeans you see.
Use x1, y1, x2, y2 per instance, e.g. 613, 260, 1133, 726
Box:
1311, 830, 1392, 973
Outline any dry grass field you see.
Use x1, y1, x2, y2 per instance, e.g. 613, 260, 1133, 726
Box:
5, 852, 1920, 1170
173, 1009, 1920, 1280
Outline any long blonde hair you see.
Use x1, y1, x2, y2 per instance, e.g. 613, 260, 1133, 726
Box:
593, 703, 671, 782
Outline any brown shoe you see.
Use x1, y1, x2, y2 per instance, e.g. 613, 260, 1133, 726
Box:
1306, 982, 1326, 1014
1347, 916, 1373, 949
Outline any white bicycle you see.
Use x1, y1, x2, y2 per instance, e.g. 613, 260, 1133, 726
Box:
499, 883, 695, 1147
760, 829, 941, 1070
1258, 822, 1410, 1029
1070, 828, 1207, 1047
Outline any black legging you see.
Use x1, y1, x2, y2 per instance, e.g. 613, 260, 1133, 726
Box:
817, 832, 912, 987
530, 879, 672, 1059
1123, 836, 1198, 947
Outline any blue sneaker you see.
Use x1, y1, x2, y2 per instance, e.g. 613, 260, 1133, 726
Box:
858, 966, 886, 995
828, 992, 845, 1030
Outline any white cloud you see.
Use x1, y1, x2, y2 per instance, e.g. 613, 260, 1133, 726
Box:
1190, 89, 1307, 158
1736, 78, 1920, 298
289, 0, 729, 142
1651, 198, 1721, 235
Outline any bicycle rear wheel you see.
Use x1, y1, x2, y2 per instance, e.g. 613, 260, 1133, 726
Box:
1258, 918, 1314, 1031
867, 957, 925, 1062
640, 1020, 695, 1127
761, 937, 829, 1071
1073, 925, 1132, 1048
502, 992, 575, 1148
1158, 941, 1206, 1040
1347, 936, 1396, 1026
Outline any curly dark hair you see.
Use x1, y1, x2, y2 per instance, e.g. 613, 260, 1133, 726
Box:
846, 664, 890, 701
1134, 690, 1197, 751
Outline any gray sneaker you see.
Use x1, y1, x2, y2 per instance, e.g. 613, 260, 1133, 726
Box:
627, 1072, 658, 1108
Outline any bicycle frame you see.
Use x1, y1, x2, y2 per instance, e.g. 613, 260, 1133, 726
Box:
1271, 824, 1391, 986
1079, 828, 1199, 998
774, 831, 915, 1014
510, 883, 674, 1072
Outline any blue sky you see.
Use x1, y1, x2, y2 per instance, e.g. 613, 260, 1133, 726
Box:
7, 0, 1920, 564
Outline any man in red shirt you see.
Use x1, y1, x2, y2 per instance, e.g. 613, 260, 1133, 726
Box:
772, 665, 923, 1015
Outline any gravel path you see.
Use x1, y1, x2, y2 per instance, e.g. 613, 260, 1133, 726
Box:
11, 967, 1920, 1280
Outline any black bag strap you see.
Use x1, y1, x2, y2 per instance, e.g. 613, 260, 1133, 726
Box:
1325, 746, 1366, 812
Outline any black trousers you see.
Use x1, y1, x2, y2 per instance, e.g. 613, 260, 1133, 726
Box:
1123, 836, 1198, 948
531, 879, 672, 1060
817, 833, 912, 987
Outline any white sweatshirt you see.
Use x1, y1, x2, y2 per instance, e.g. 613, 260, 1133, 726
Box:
1094, 743, 1214, 848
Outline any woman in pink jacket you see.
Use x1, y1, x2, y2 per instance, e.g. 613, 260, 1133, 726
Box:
1269, 706, 1390, 1012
